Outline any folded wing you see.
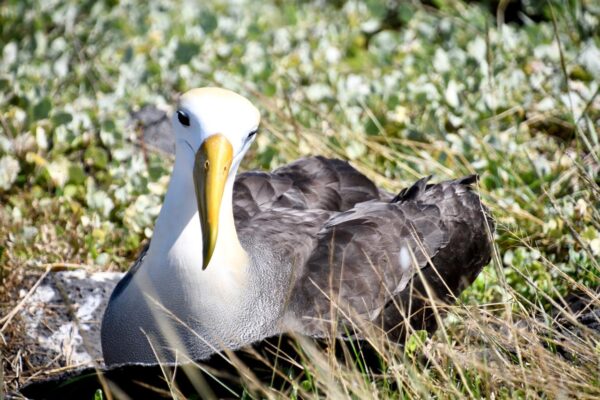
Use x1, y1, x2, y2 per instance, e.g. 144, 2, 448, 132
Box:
233, 156, 381, 229
242, 170, 494, 340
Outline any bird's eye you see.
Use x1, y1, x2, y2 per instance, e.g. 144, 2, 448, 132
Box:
177, 110, 190, 127
247, 129, 258, 139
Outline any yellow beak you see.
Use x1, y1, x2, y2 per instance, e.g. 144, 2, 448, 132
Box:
193, 134, 233, 269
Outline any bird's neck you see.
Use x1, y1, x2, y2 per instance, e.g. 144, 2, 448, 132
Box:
148, 151, 248, 273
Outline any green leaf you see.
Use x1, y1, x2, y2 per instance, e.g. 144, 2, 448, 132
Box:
199, 11, 218, 34
63, 183, 79, 198
68, 164, 86, 185
365, 0, 387, 19
569, 64, 593, 82
405, 330, 427, 358
365, 119, 379, 136
84, 147, 109, 170
52, 112, 73, 126
94, 389, 104, 400
32, 97, 52, 120
175, 41, 200, 64
263, 82, 276, 97
123, 46, 133, 63
397, 3, 415, 24
0, 78, 9, 91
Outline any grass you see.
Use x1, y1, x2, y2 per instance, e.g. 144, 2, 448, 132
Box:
1, 0, 599, 398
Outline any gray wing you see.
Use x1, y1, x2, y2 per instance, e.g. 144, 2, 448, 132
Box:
285, 175, 494, 339
233, 156, 380, 229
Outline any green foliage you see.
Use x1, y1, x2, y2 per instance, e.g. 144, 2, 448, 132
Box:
404, 330, 428, 359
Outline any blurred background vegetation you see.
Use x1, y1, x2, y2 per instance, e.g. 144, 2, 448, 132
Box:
0, 0, 599, 394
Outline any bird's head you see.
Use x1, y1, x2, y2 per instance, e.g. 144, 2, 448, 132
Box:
173, 87, 260, 269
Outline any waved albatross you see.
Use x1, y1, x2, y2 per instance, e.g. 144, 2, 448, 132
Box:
101, 87, 494, 365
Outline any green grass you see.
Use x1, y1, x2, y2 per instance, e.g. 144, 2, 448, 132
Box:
1, 0, 599, 398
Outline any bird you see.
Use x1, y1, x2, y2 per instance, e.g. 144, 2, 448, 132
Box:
101, 87, 494, 366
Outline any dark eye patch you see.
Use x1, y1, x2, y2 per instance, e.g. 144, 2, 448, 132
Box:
247, 129, 258, 139
177, 110, 190, 127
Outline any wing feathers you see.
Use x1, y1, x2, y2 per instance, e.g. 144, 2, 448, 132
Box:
288, 201, 451, 336
233, 156, 380, 227
278, 168, 493, 338
234, 157, 493, 340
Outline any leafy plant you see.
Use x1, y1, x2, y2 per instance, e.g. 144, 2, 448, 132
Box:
1, 0, 599, 397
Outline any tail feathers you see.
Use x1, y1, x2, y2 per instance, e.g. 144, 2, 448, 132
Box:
456, 174, 478, 185
391, 176, 431, 203
391, 174, 479, 204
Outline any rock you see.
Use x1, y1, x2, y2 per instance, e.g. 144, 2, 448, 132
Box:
132, 105, 175, 155
20, 270, 123, 368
